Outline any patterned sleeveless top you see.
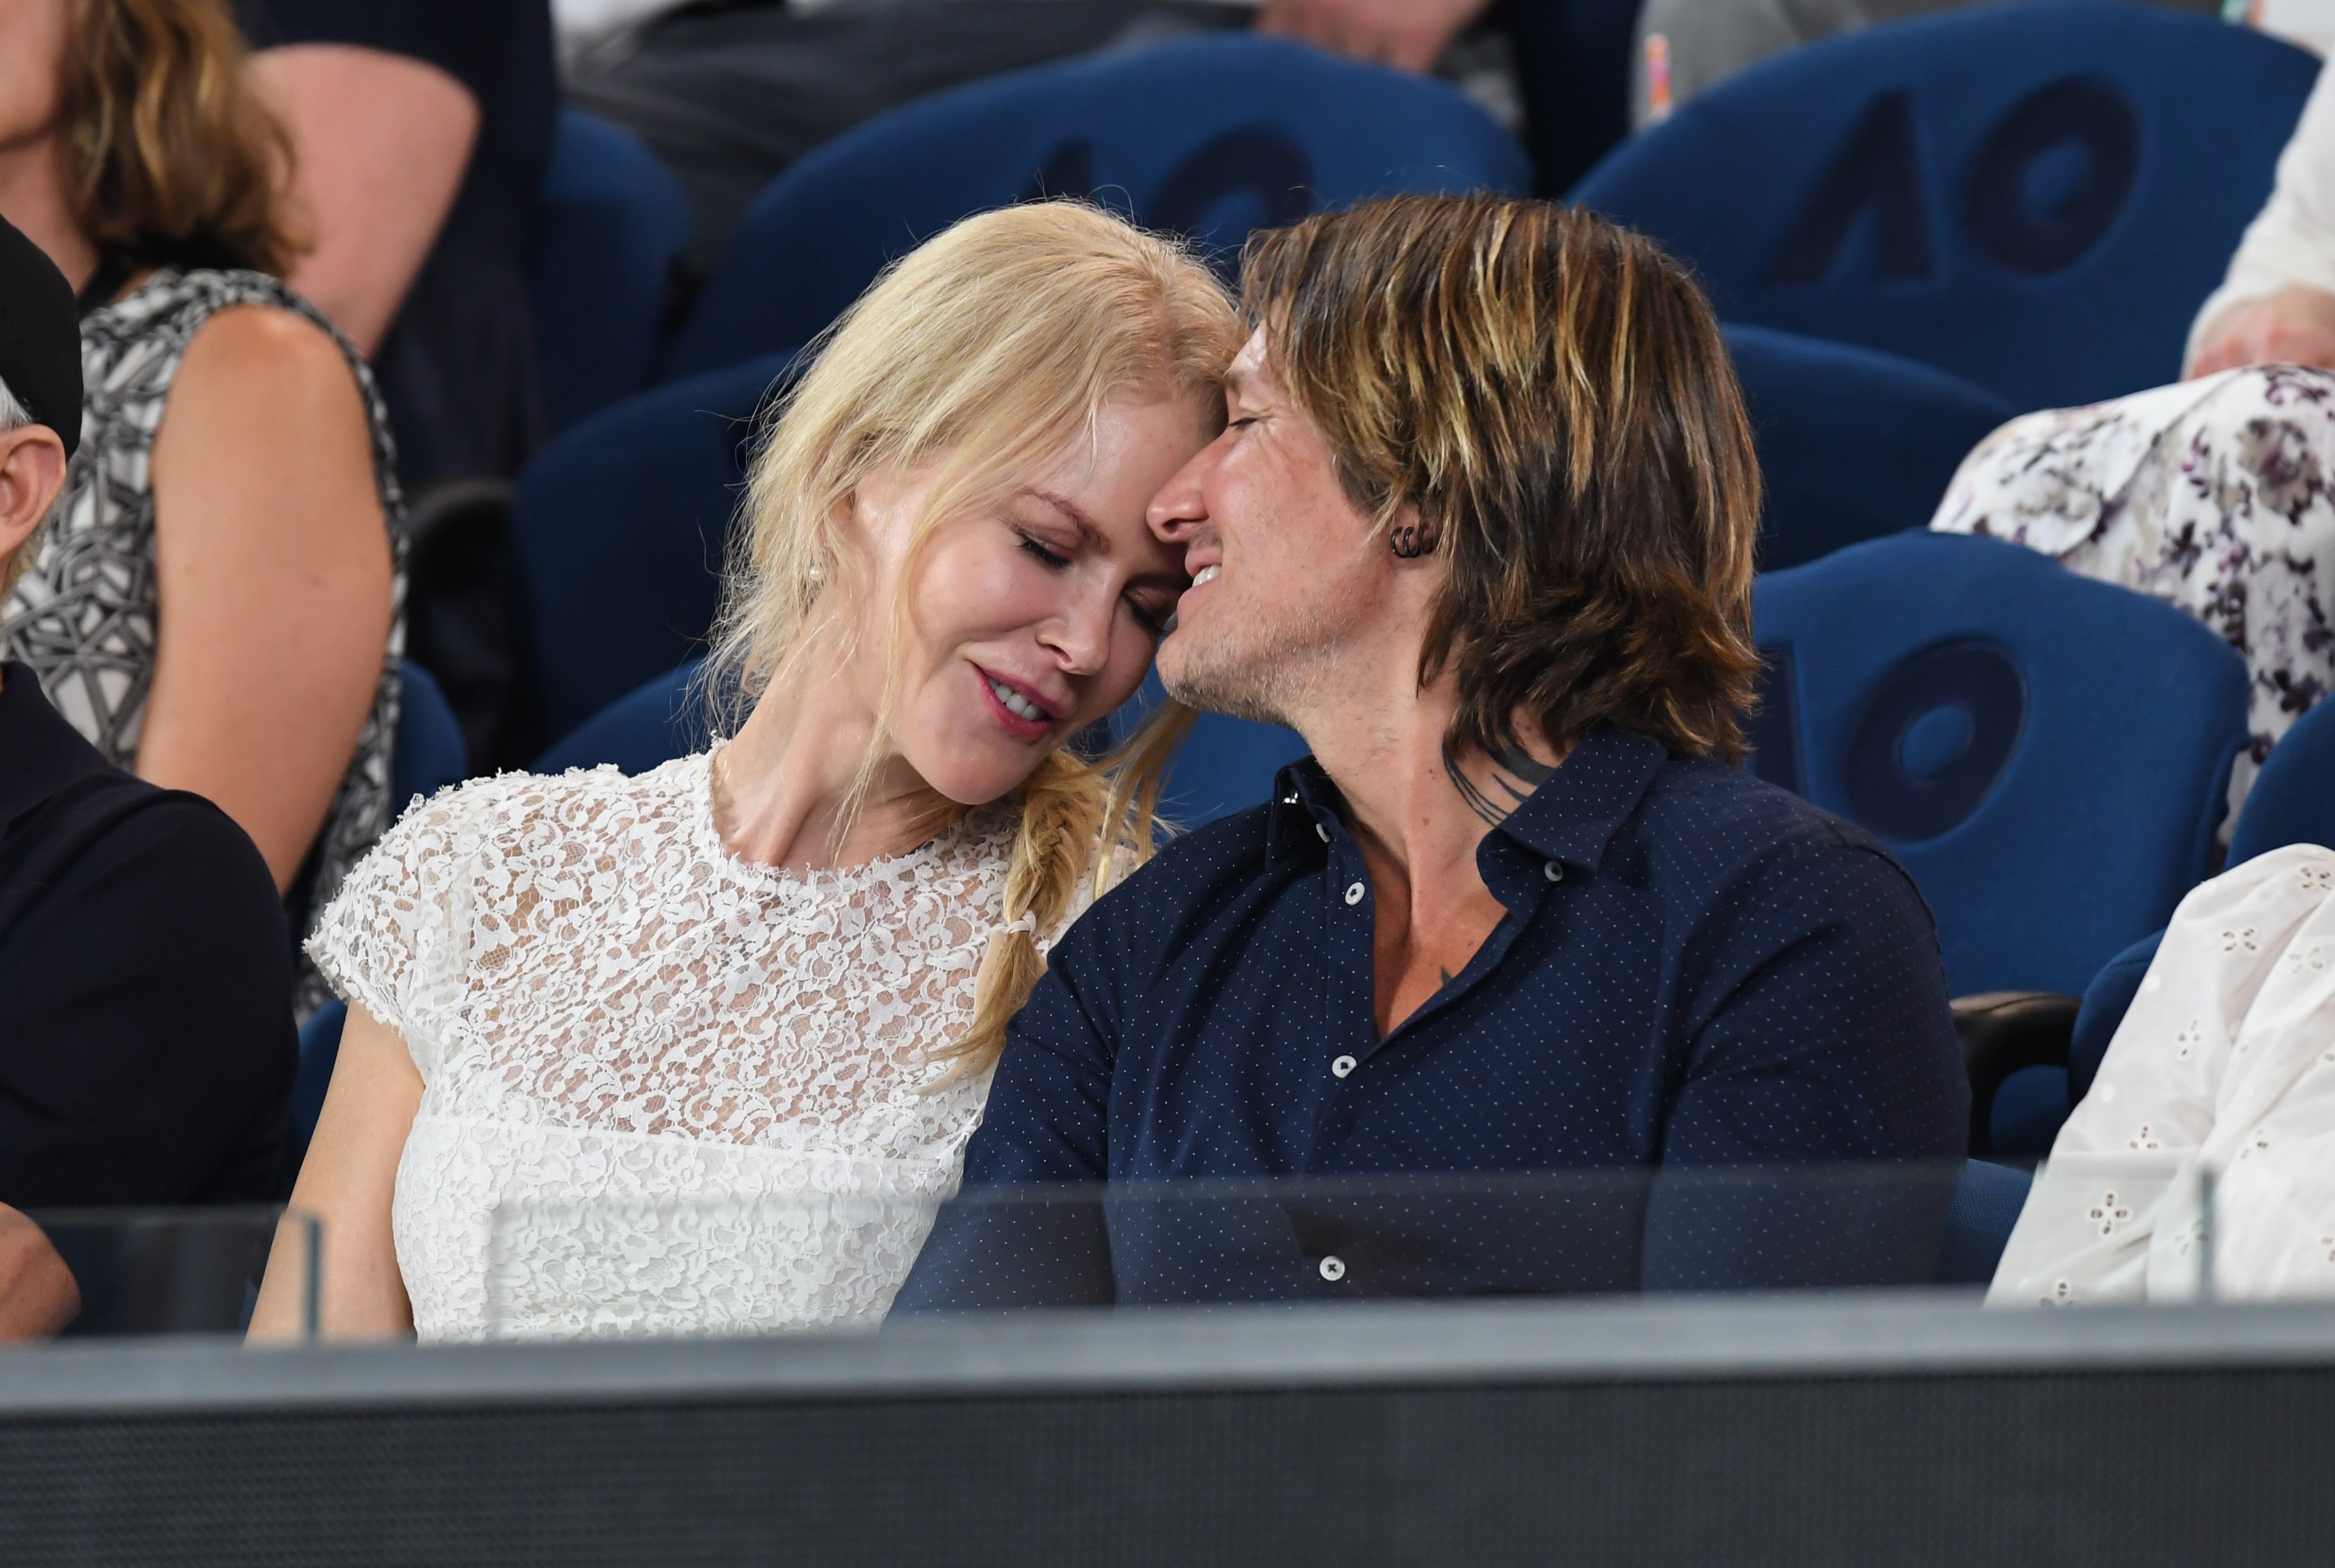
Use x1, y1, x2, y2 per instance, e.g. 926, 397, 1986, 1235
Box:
0, 269, 408, 1017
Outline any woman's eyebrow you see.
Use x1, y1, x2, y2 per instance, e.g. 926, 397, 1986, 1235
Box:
1026, 489, 1106, 550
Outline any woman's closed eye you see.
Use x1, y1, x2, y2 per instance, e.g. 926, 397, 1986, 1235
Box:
1016, 528, 1073, 570
1126, 591, 1175, 637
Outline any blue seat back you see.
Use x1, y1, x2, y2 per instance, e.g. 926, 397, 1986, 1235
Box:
663, 36, 1530, 380
510, 353, 795, 741
1935, 1159, 2032, 1286
281, 999, 347, 1194
2069, 688, 2335, 1096
536, 660, 708, 775
1573, 2, 2319, 411
391, 661, 467, 811
1752, 532, 2248, 996
530, 110, 693, 434
1725, 324, 2013, 570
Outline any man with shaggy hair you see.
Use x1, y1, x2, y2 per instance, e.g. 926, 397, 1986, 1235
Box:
898, 195, 1965, 1310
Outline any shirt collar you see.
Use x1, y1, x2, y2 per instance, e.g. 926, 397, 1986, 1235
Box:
1492, 722, 1668, 872
0, 663, 113, 830
1262, 722, 1668, 873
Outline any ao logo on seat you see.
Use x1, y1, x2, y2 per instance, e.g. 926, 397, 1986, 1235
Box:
1022, 128, 1317, 257
1843, 641, 2027, 841
1764, 77, 2141, 286
1752, 641, 2027, 841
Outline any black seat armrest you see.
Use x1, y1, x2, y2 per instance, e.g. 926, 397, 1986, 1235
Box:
1952, 990, 2079, 1160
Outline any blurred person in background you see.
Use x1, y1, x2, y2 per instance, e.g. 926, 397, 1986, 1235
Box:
242, 0, 556, 494
0, 214, 297, 1338
0, 0, 403, 1018
568, 0, 1630, 278
896, 195, 1967, 1315
1627, 0, 2223, 128
1934, 57, 2335, 815
247, 203, 1238, 1344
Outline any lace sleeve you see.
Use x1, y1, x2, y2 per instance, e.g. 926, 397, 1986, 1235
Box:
304, 776, 515, 1077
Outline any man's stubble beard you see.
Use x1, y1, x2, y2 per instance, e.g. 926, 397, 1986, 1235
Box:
1157, 585, 1343, 730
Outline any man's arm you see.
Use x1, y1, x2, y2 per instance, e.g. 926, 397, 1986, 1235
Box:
1643, 839, 1968, 1291
891, 939, 1126, 1313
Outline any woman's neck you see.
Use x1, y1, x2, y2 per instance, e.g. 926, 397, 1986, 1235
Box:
0, 135, 96, 293
713, 638, 959, 872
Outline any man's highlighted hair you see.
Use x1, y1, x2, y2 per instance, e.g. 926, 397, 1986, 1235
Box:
1240, 193, 1763, 762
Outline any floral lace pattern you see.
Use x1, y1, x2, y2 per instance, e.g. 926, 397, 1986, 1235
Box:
1990, 845, 2335, 1306
1931, 365, 2335, 814
307, 751, 1030, 1341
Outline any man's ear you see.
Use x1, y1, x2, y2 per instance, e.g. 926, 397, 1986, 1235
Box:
0, 425, 67, 567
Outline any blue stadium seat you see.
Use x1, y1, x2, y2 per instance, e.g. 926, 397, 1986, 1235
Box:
530, 110, 693, 434
1935, 1158, 2032, 1286
281, 999, 348, 1194
392, 660, 468, 811
2067, 685, 2335, 1101
510, 352, 795, 741
1156, 712, 1311, 829
535, 660, 708, 775
1105, 673, 1310, 830
1572, 2, 2319, 412
1751, 532, 2248, 997
663, 35, 1531, 381
1725, 324, 2013, 570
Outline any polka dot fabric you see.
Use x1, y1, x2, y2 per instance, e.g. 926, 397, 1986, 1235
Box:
895, 723, 1969, 1311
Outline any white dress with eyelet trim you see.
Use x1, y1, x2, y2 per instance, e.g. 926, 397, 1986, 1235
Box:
1990, 845, 2335, 1306
306, 749, 1073, 1342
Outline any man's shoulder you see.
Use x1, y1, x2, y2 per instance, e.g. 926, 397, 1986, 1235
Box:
11, 773, 281, 916
1057, 803, 1280, 956
1629, 753, 1907, 885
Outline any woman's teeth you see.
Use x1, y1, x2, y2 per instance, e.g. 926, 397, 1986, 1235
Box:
1191, 565, 1221, 587
989, 677, 1045, 722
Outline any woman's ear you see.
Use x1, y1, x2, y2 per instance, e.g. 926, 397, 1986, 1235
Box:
0, 425, 67, 570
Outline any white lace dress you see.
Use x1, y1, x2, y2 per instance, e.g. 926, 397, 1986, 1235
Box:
307, 750, 1037, 1342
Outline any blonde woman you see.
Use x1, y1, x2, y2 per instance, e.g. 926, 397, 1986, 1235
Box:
248, 202, 1237, 1342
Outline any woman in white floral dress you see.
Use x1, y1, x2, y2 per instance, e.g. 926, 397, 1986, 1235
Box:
248, 202, 1238, 1341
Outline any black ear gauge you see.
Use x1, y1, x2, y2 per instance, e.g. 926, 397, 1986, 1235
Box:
1389, 522, 1437, 560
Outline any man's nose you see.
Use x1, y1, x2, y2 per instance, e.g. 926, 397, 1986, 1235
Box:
1147, 438, 1219, 543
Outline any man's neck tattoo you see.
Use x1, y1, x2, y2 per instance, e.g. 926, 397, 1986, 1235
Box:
1443, 739, 1556, 828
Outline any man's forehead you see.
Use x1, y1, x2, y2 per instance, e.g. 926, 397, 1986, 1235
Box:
1225, 328, 1276, 393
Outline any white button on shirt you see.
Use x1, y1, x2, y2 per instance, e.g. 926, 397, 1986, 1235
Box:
1331, 1054, 1357, 1079
1344, 881, 1365, 905
1545, 861, 1564, 882
1318, 1255, 1347, 1282
1315, 823, 1330, 843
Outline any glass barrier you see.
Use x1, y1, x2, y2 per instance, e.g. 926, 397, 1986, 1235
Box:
6, 1156, 2314, 1346
482, 1162, 1984, 1342
18, 1207, 318, 1341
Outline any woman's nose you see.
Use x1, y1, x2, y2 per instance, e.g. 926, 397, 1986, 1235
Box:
1044, 591, 1115, 676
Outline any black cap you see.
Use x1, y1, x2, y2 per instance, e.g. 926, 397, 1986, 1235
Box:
0, 215, 81, 460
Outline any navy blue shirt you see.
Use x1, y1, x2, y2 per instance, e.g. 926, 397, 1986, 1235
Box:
894, 724, 1968, 1311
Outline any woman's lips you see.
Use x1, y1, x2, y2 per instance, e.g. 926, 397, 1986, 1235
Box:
974, 664, 1055, 742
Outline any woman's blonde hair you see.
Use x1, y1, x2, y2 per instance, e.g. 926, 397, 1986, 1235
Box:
707, 200, 1240, 1074
58, 0, 304, 277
